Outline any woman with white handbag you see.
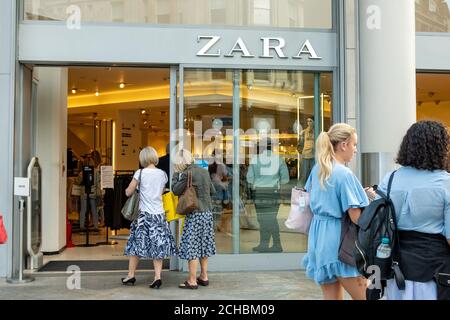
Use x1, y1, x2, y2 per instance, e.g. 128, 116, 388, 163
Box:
302, 123, 370, 300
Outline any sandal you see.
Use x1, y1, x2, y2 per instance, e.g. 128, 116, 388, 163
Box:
179, 280, 198, 290
197, 277, 209, 286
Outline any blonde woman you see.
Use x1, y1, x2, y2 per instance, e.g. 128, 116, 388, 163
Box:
121, 146, 177, 289
302, 123, 369, 300
172, 149, 216, 289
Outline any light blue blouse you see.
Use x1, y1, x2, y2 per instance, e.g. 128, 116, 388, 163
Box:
378, 167, 450, 239
305, 163, 369, 218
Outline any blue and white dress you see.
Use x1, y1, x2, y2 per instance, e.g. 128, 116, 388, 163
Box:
378, 167, 450, 300
302, 163, 369, 285
124, 168, 177, 259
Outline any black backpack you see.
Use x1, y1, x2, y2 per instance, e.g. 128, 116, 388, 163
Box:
353, 171, 405, 299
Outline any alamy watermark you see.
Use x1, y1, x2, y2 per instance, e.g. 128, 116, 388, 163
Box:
66, 265, 81, 290
366, 5, 382, 30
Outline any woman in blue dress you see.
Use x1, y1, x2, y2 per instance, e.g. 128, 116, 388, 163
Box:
303, 123, 369, 300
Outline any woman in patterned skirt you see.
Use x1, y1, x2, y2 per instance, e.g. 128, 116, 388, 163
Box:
121, 146, 177, 289
172, 149, 216, 289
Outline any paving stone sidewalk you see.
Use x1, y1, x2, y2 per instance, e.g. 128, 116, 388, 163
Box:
0, 270, 322, 300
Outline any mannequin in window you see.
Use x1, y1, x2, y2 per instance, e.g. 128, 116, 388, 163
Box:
298, 117, 315, 187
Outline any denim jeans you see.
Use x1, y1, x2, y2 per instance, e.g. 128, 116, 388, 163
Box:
80, 195, 98, 230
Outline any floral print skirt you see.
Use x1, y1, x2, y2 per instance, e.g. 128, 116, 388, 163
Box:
179, 211, 216, 260
124, 211, 177, 259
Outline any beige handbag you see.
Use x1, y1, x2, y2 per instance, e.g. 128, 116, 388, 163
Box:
121, 169, 142, 221
176, 171, 199, 215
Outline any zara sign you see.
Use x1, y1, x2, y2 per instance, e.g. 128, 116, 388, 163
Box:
196, 35, 322, 60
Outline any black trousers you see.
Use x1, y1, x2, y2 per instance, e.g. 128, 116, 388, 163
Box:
253, 188, 281, 247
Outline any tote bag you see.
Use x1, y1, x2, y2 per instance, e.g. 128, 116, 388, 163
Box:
176, 171, 199, 215
121, 169, 142, 222
285, 187, 313, 235
163, 191, 183, 222
0, 214, 7, 244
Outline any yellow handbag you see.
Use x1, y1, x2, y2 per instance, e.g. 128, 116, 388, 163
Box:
163, 191, 183, 222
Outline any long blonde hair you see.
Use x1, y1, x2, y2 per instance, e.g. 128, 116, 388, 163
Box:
316, 123, 356, 189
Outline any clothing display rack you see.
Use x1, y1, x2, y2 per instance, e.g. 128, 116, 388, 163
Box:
97, 170, 135, 246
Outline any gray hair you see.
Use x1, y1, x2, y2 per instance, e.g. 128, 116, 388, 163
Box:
139, 146, 159, 167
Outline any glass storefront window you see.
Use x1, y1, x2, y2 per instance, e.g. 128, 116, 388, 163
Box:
416, 0, 450, 32
183, 69, 235, 253
239, 70, 332, 254
182, 69, 333, 255
23, 0, 333, 29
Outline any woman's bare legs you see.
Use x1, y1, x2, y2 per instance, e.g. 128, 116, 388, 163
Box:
199, 257, 208, 281
153, 259, 163, 281
337, 276, 368, 300
127, 256, 139, 278
321, 282, 345, 300
188, 259, 199, 285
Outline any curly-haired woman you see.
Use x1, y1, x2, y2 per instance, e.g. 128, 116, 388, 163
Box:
377, 120, 450, 300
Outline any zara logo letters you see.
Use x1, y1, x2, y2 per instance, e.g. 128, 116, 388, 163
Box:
196, 36, 322, 60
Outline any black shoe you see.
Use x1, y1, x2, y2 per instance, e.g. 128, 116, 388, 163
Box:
197, 277, 209, 286
121, 277, 136, 285
149, 279, 162, 289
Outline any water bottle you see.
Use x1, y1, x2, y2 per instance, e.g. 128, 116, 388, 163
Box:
376, 237, 391, 259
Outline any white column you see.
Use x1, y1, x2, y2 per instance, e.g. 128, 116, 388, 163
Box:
358, 0, 416, 185
36, 68, 68, 253
342, 0, 360, 177
0, 0, 16, 278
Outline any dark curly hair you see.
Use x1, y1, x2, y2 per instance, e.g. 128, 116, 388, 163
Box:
396, 120, 449, 171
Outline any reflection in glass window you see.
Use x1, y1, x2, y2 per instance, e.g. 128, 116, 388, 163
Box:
253, 0, 271, 26
23, 0, 333, 29
157, 0, 171, 24
240, 70, 333, 254
181, 69, 333, 255
210, 0, 227, 25
416, 0, 450, 32
183, 69, 234, 254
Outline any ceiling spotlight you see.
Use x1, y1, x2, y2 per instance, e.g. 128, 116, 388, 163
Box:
95, 91, 100, 97
71, 88, 77, 94
141, 110, 146, 114
119, 83, 125, 89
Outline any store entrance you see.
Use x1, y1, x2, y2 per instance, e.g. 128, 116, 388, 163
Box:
31, 66, 177, 272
